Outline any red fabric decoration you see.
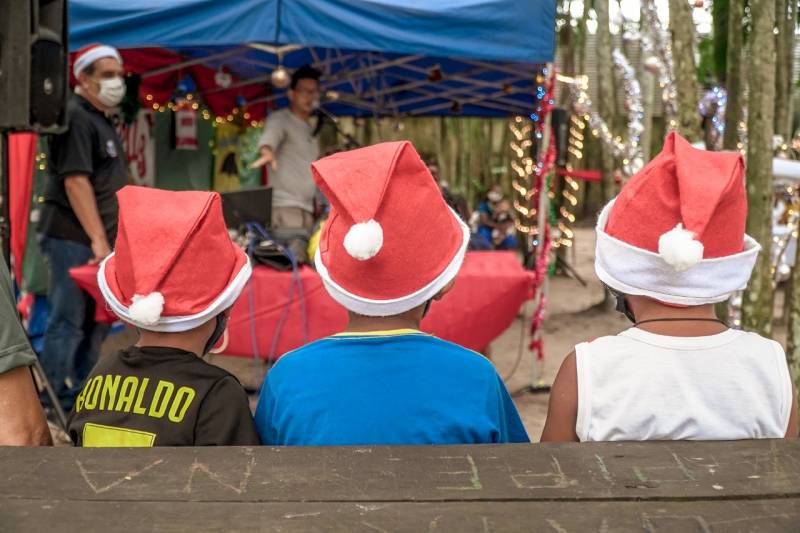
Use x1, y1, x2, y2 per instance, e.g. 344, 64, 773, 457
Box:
8, 132, 37, 283
70, 48, 269, 120
71, 252, 534, 357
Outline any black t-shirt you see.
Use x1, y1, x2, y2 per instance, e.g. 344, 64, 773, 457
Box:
67, 346, 260, 446
39, 93, 127, 246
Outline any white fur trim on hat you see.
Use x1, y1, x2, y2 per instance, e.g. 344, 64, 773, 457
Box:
595, 198, 761, 305
73, 45, 123, 78
344, 219, 383, 260
97, 249, 252, 332
129, 292, 165, 326
315, 208, 471, 317
658, 223, 704, 271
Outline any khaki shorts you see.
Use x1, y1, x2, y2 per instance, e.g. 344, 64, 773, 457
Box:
272, 206, 314, 232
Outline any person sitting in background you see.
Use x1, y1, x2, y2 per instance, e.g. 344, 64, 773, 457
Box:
0, 260, 51, 445
541, 132, 798, 442
490, 199, 518, 250
476, 185, 517, 250
67, 186, 259, 446
255, 141, 528, 445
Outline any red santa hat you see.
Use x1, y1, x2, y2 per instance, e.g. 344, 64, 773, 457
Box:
595, 131, 761, 305
98, 186, 252, 332
312, 141, 470, 316
73, 43, 123, 78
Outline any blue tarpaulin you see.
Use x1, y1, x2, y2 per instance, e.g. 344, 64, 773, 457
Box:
69, 0, 556, 116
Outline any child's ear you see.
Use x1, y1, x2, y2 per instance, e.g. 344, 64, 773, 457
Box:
434, 279, 456, 301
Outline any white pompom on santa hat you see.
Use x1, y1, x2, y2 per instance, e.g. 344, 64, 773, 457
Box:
594, 132, 761, 306
97, 186, 252, 332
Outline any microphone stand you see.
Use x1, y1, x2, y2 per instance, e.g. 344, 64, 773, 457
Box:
314, 106, 360, 150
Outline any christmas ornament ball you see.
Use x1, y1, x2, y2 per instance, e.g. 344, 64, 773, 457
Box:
644, 56, 661, 74
271, 67, 291, 89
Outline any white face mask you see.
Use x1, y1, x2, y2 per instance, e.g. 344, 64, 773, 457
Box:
96, 76, 126, 107
487, 191, 503, 203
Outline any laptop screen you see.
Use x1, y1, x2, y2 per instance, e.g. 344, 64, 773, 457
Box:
220, 187, 272, 230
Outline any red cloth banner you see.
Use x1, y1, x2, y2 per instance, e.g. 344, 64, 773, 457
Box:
8, 133, 37, 283
70, 251, 534, 358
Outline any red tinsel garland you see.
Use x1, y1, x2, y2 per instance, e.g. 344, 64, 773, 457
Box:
527, 70, 557, 362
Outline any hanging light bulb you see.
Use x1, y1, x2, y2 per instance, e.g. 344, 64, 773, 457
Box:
271, 66, 291, 89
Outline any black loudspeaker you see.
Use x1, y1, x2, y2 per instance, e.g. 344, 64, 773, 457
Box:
551, 107, 570, 167
0, 0, 68, 132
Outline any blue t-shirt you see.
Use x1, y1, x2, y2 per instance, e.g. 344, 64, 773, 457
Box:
255, 330, 529, 445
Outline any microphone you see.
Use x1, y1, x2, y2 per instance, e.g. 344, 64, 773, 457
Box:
313, 98, 340, 124
312, 94, 360, 149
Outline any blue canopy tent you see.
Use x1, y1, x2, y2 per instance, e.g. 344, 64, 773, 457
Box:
69, 0, 557, 117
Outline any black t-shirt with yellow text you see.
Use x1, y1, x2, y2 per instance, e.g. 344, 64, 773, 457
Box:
67, 346, 260, 446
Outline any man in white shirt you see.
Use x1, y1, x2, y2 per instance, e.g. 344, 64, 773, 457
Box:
251, 65, 321, 231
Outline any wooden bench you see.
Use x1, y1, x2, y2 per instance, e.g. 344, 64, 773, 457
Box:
1, 440, 799, 531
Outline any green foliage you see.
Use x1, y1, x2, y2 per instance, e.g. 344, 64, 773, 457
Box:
697, 36, 716, 85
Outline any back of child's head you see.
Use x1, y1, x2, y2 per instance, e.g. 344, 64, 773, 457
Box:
97, 186, 251, 333
310, 141, 469, 317
595, 132, 760, 309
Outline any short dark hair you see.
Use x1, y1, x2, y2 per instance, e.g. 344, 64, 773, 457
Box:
82, 63, 96, 76
290, 64, 321, 89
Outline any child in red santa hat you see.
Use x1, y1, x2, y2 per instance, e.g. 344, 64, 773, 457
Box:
254, 141, 529, 445
67, 186, 260, 446
541, 132, 798, 442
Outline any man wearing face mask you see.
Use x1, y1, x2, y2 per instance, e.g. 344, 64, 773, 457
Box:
37, 44, 128, 411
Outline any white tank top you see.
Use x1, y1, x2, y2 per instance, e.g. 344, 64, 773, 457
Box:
575, 328, 792, 441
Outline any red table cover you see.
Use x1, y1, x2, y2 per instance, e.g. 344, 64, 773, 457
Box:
70, 251, 533, 358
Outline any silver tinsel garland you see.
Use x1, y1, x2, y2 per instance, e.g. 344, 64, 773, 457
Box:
567, 49, 645, 178
640, 0, 678, 128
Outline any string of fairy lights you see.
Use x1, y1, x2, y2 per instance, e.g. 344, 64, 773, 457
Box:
509, 116, 537, 235
142, 92, 264, 129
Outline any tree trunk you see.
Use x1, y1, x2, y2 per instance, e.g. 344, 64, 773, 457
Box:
712, 0, 729, 84
640, 5, 655, 163
669, 0, 702, 142
723, 0, 745, 151
786, 0, 797, 138
774, 0, 795, 140
784, 1, 800, 402
787, 220, 800, 408
741, 0, 777, 338
595, 0, 616, 204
